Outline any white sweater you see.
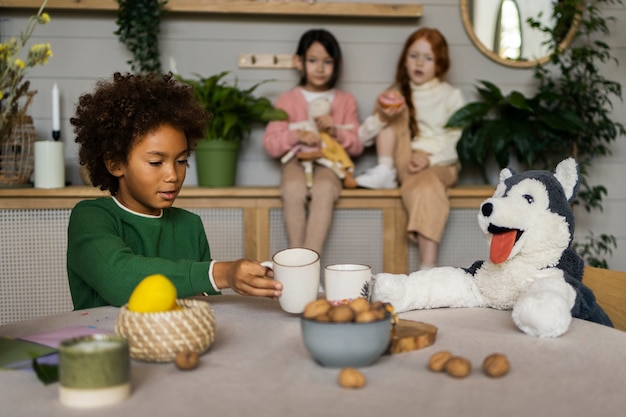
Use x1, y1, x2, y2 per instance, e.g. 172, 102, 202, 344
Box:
359, 78, 465, 166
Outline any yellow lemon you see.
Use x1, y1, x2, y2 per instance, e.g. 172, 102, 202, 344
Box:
128, 274, 178, 313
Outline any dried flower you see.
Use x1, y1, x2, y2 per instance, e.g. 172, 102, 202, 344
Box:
0, 0, 52, 139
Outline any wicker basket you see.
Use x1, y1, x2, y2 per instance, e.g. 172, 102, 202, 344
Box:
115, 298, 216, 362
0, 115, 36, 187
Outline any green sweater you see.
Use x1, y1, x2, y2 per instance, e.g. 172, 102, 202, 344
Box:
67, 198, 220, 310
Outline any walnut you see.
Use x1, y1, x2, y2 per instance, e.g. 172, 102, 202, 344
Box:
338, 367, 366, 389
355, 310, 378, 323
328, 304, 355, 322
175, 351, 199, 371
427, 350, 453, 372
366, 301, 388, 320
315, 313, 331, 322
303, 299, 332, 319
349, 297, 371, 314
482, 353, 510, 378
445, 356, 472, 378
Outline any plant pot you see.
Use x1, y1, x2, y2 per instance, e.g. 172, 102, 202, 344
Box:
194, 140, 240, 187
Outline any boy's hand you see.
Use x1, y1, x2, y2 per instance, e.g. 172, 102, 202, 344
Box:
214, 260, 282, 298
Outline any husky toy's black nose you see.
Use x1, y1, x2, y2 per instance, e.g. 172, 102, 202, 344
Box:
482, 202, 493, 217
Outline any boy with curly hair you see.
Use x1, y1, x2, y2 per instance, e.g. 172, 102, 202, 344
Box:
68, 72, 282, 310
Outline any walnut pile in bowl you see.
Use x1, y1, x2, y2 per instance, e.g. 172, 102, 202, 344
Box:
300, 298, 394, 368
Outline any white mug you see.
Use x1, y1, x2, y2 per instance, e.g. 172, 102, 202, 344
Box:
262, 247, 320, 314
324, 263, 373, 304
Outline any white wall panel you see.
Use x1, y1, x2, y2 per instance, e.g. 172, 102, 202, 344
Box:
1, 0, 624, 270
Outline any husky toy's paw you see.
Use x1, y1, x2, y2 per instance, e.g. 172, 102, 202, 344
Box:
512, 287, 575, 338
371, 272, 414, 312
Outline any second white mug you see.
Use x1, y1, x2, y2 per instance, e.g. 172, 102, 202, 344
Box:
323, 263, 373, 304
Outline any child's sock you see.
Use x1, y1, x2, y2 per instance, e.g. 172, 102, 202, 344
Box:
378, 155, 394, 170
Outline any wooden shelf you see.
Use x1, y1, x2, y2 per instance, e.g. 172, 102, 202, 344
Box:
0, 0, 422, 18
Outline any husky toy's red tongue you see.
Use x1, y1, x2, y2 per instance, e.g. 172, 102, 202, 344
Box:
490, 230, 517, 264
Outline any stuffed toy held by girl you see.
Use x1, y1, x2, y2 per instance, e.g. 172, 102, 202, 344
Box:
372, 158, 613, 337
282, 97, 357, 188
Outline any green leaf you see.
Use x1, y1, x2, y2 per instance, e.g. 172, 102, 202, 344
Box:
540, 111, 584, 132
473, 122, 499, 165
446, 102, 491, 127
484, 121, 512, 168
505, 91, 533, 111
476, 80, 505, 103
456, 129, 480, 165
509, 122, 540, 166
32, 358, 58, 385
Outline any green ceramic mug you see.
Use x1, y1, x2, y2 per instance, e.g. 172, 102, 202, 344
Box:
59, 334, 131, 408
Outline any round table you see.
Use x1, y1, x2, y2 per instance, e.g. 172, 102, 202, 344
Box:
1, 294, 625, 417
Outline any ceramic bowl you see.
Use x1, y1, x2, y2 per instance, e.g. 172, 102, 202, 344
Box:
300, 313, 391, 368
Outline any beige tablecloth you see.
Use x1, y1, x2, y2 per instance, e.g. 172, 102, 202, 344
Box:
1, 294, 625, 417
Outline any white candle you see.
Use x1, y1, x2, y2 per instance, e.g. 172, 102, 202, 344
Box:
52, 83, 60, 132
34, 141, 65, 188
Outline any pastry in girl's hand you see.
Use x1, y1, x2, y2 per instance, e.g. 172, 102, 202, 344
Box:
378, 91, 405, 109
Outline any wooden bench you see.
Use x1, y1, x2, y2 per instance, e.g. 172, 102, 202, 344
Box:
0, 185, 494, 273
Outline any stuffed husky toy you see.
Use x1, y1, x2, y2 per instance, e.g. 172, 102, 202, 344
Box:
372, 158, 613, 337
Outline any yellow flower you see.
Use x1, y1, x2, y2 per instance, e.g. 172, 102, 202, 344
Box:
0, 0, 52, 139
26, 43, 53, 66
38, 12, 51, 24
14, 58, 25, 70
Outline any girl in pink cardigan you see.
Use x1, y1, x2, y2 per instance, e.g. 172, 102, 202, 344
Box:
262, 29, 363, 255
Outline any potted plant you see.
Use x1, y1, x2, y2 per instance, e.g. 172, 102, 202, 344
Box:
531, 0, 625, 267
447, 0, 625, 267
114, 0, 167, 74
177, 71, 287, 186
445, 80, 582, 183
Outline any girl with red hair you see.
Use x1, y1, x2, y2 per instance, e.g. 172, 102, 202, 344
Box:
356, 28, 465, 270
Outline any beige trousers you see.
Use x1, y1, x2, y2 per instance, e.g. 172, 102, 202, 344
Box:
390, 113, 459, 244
280, 158, 342, 254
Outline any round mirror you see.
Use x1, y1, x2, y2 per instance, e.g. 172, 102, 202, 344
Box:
460, 0, 580, 68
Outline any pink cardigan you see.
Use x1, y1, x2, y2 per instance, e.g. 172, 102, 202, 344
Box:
262, 87, 363, 158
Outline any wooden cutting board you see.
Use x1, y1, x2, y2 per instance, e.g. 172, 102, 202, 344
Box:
388, 319, 437, 354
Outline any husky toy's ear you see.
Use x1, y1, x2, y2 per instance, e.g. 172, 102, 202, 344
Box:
554, 158, 579, 202
499, 167, 514, 183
